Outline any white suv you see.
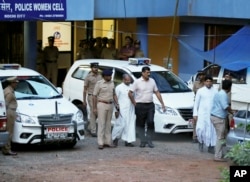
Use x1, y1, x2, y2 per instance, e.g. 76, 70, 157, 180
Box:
63, 58, 195, 134
0, 64, 85, 148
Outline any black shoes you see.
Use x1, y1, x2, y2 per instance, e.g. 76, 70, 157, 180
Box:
192, 139, 198, 143
147, 140, 155, 148
140, 142, 146, 148
2, 151, 17, 156
208, 146, 215, 154
139, 141, 154, 148
98, 145, 104, 150
125, 142, 134, 147
113, 138, 119, 147
91, 133, 97, 137
198, 142, 204, 152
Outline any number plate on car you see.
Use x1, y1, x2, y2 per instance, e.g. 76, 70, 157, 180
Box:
46, 127, 68, 139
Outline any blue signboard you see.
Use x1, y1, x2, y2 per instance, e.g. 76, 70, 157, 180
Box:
0, 0, 66, 20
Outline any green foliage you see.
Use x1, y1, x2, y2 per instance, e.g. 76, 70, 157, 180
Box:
224, 141, 250, 166
219, 167, 229, 182
237, 123, 250, 133
219, 141, 250, 181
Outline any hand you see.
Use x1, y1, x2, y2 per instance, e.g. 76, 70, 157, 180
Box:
83, 101, 87, 107
162, 105, 166, 112
93, 109, 98, 116
193, 116, 197, 121
115, 112, 119, 119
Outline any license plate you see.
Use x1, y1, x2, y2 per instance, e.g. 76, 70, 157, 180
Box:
47, 133, 67, 139
46, 127, 68, 139
188, 119, 193, 128
47, 126, 68, 133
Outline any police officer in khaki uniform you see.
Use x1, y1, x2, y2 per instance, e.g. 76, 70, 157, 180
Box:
44, 36, 59, 86
192, 70, 205, 143
193, 70, 205, 94
93, 69, 119, 149
76, 39, 94, 60
134, 40, 145, 58
2, 76, 18, 155
83, 62, 102, 137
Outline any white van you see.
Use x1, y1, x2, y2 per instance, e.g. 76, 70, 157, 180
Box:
0, 82, 9, 147
187, 64, 248, 90
0, 64, 85, 148
63, 58, 195, 134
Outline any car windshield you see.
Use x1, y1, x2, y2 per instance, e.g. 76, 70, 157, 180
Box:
132, 71, 191, 93
0, 75, 61, 100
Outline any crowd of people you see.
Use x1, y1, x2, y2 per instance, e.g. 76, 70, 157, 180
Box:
76, 35, 145, 60
36, 35, 145, 86
5, 36, 233, 163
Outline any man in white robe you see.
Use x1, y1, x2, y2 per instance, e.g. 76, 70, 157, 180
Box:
193, 75, 217, 153
112, 74, 136, 147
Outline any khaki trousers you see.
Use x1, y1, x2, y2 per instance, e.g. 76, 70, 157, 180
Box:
211, 115, 226, 159
192, 119, 197, 140
46, 62, 58, 86
97, 102, 113, 146
87, 95, 97, 134
2, 109, 16, 153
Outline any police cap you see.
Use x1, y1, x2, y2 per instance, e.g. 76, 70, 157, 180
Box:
90, 62, 99, 68
102, 69, 113, 76
48, 36, 55, 41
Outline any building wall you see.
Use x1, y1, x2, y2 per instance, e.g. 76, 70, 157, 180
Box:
148, 18, 179, 73
178, 23, 205, 81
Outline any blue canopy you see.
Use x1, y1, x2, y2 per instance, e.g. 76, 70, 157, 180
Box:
177, 25, 250, 71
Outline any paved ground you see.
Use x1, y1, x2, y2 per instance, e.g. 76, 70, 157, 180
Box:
0, 132, 229, 182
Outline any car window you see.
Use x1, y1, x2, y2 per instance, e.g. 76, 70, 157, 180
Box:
223, 68, 247, 84
1, 76, 61, 99
132, 71, 191, 93
72, 65, 105, 81
113, 68, 133, 86
235, 110, 250, 119
72, 65, 91, 80
202, 64, 221, 83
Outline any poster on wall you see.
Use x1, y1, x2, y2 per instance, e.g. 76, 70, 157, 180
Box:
42, 22, 71, 51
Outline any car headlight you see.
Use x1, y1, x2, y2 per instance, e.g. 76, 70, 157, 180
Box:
16, 113, 37, 124
73, 110, 84, 124
155, 104, 178, 116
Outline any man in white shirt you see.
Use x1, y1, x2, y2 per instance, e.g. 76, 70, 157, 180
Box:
193, 75, 217, 153
129, 66, 166, 148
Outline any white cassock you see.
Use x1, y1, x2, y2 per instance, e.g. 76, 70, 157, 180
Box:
112, 83, 136, 143
193, 86, 217, 147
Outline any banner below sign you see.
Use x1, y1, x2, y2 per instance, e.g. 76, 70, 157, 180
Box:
0, 0, 66, 20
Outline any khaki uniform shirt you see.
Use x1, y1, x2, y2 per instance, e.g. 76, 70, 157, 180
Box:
84, 72, 102, 94
77, 48, 94, 59
93, 79, 115, 101
193, 81, 204, 94
44, 46, 59, 61
4, 86, 17, 110
135, 49, 145, 58
101, 48, 118, 59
